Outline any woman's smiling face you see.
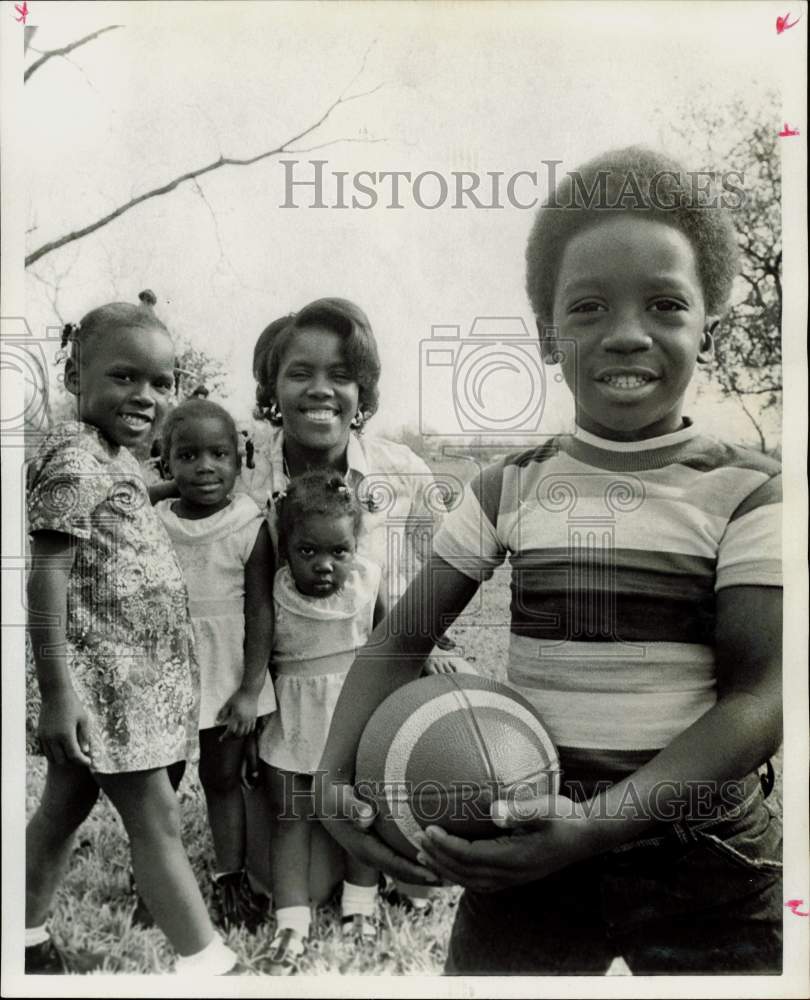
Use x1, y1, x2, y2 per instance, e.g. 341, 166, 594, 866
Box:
551, 216, 714, 441
272, 326, 360, 455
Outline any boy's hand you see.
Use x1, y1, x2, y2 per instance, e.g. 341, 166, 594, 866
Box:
38, 689, 92, 767
414, 794, 595, 891
217, 689, 259, 738
423, 654, 478, 675
315, 778, 442, 887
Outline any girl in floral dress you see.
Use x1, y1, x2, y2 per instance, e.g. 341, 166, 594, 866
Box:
25, 291, 237, 975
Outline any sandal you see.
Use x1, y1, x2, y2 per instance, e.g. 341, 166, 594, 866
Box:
381, 884, 434, 918
265, 927, 307, 976
341, 912, 379, 943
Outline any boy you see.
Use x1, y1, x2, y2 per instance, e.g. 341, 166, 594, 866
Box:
316, 146, 782, 974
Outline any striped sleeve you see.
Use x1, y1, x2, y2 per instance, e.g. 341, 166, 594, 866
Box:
716, 474, 782, 590
433, 462, 507, 581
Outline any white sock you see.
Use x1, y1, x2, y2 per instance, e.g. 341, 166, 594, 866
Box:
341, 881, 378, 918
275, 905, 311, 939
174, 933, 237, 976
25, 924, 50, 948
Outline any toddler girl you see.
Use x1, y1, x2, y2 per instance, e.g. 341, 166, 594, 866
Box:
155, 397, 276, 930
258, 471, 385, 974
25, 291, 237, 975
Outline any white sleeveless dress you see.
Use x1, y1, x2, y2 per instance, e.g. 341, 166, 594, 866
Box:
156, 493, 277, 729
258, 556, 381, 773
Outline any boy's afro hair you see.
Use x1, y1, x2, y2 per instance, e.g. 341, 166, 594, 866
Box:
525, 146, 740, 323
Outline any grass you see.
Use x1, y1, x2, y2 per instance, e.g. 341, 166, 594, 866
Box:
24, 565, 782, 975
25, 752, 462, 975
22, 568, 517, 976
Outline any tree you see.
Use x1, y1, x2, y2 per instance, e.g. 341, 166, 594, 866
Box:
24, 27, 385, 269
24, 25, 122, 83
22, 21, 387, 446
174, 340, 229, 401
661, 92, 782, 452
714, 119, 781, 452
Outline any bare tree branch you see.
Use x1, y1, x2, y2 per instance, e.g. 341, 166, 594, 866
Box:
25, 81, 387, 268
24, 25, 123, 83
724, 383, 768, 452
287, 136, 388, 154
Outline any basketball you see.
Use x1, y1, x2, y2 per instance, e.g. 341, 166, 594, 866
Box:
354, 673, 560, 859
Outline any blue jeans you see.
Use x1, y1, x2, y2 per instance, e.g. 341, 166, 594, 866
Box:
445, 777, 782, 975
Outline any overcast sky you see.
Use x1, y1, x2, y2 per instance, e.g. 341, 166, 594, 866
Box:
15, 1, 795, 444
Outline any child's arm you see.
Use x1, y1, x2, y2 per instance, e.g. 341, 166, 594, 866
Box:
314, 552, 481, 883
218, 522, 275, 738
372, 586, 387, 630
417, 584, 782, 890
27, 530, 92, 767
147, 479, 180, 505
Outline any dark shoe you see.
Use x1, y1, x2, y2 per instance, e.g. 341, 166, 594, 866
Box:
341, 912, 379, 943
265, 927, 307, 976
213, 871, 267, 933
25, 939, 106, 974
382, 884, 434, 918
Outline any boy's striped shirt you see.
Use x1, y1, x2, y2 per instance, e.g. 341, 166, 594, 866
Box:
433, 422, 781, 785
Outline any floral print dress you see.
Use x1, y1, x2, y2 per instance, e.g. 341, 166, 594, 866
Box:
26, 421, 198, 773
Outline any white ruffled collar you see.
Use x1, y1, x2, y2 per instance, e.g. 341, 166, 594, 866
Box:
156, 492, 261, 542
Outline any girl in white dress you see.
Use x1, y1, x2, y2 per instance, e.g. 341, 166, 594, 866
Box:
258, 470, 385, 973
156, 398, 277, 930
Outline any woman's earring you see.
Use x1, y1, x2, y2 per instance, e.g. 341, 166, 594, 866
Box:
269, 403, 282, 423
350, 410, 366, 430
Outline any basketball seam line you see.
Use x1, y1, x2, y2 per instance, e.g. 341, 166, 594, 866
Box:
450, 674, 498, 788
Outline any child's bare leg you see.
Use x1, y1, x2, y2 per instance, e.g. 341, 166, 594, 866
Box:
198, 729, 247, 874
26, 761, 100, 927
341, 850, 379, 930
308, 820, 345, 904
344, 853, 378, 888
264, 763, 313, 911
97, 767, 215, 956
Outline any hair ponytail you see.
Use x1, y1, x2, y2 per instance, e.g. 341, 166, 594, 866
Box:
60, 322, 79, 350
59, 290, 170, 366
